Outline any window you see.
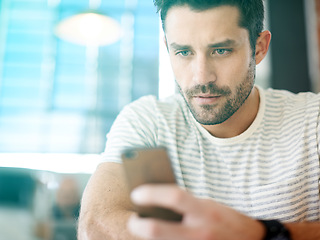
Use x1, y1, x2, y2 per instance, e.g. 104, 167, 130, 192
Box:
0, 0, 159, 154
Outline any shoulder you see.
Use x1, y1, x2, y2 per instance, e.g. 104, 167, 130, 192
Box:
263, 88, 320, 114
264, 88, 320, 105
101, 94, 189, 163
260, 88, 320, 130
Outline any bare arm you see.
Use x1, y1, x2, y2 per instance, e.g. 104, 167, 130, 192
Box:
127, 185, 320, 240
286, 222, 320, 240
77, 162, 143, 240
78, 163, 320, 240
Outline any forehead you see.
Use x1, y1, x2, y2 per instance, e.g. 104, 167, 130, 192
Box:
165, 5, 247, 45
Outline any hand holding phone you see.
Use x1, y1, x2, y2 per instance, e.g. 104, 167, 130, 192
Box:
122, 147, 183, 222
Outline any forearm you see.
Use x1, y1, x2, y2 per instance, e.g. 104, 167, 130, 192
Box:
77, 162, 144, 240
285, 222, 320, 240
78, 208, 141, 240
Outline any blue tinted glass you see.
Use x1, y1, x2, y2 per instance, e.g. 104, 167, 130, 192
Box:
0, 0, 159, 153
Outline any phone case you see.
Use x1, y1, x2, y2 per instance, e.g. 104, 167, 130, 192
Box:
122, 147, 183, 222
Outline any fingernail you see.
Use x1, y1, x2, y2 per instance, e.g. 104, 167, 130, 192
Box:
131, 188, 141, 202
131, 187, 143, 203
127, 215, 138, 235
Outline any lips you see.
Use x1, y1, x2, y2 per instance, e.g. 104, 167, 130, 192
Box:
197, 94, 220, 98
193, 94, 222, 104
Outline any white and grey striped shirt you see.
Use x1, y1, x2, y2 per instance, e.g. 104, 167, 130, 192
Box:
102, 86, 320, 222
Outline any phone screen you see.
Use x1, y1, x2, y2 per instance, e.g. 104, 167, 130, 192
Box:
122, 147, 183, 222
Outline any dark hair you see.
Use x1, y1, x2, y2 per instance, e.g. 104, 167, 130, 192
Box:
153, 0, 264, 53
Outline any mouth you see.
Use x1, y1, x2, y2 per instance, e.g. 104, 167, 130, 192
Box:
192, 94, 222, 104
197, 94, 221, 98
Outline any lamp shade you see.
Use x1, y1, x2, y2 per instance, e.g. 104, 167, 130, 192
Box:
55, 12, 122, 46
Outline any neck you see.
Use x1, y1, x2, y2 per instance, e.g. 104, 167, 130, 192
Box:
202, 86, 260, 138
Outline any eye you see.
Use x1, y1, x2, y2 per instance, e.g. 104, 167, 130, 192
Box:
213, 49, 232, 56
176, 50, 191, 57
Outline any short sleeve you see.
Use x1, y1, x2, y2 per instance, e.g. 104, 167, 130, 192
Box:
100, 96, 159, 163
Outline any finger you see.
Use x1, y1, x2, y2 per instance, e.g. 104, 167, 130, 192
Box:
131, 184, 203, 215
127, 213, 198, 240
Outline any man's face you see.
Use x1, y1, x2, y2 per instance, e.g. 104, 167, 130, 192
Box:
165, 5, 255, 125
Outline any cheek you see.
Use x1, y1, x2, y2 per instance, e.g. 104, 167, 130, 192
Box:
217, 55, 251, 84
170, 57, 192, 88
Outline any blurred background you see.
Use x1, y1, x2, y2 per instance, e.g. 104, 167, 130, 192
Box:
0, 0, 319, 239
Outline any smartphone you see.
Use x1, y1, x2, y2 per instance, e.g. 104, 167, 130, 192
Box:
121, 147, 183, 222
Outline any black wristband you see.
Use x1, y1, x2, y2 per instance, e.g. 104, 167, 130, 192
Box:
259, 220, 291, 240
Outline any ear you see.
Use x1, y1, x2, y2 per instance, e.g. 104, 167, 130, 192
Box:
255, 30, 271, 65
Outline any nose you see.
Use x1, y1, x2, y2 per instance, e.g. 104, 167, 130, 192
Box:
192, 54, 216, 85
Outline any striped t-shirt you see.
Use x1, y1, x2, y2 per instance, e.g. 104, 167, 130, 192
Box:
101, 86, 320, 222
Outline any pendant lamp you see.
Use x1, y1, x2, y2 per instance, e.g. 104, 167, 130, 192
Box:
55, 11, 122, 46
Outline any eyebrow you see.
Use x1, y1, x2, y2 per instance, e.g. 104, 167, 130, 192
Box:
208, 39, 237, 48
170, 39, 237, 50
170, 42, 191, 50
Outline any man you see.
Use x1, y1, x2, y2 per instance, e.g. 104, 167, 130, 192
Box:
78, 0, 320, 239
